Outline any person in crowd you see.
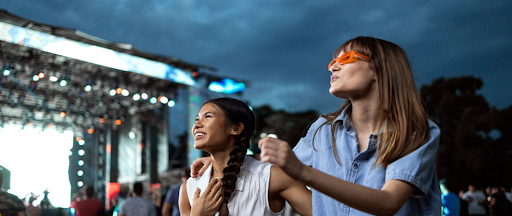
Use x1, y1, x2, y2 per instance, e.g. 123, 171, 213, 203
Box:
118, 182, 157, 216
193, 36, 441, 215
162, 167, 189, 216
0, 169, 27, 216
488, 186, 511, 216
459, 190, 469, 216
179, 97, 312, 216
439, 179, 460, 216
505, 187, 512, 203
71, 185, 105, 216
461, 184, 487, 216
25, 194, 41, 216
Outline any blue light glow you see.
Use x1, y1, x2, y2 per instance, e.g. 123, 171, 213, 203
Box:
208, 78, 245, 94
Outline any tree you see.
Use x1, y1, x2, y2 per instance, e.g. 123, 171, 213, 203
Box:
421, 76, 511, 190
251, 105, 317, 153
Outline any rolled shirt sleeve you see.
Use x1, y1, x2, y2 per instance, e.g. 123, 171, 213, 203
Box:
385, 119, 440, 197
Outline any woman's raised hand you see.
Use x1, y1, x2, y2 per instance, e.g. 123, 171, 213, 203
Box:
259, 137, 309, 182
190, 157, 212, 178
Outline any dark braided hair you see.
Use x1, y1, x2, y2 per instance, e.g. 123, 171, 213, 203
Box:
205, 98, 255, 216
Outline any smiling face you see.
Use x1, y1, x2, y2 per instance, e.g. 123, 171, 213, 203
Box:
328, 49, 377, 100
192, 103, 237, 153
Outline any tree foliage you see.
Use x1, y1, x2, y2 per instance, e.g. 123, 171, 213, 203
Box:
420, 76, 512, 191
250, 105, 317, 153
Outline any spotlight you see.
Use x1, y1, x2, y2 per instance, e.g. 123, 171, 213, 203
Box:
133, 93, 140, 101
77, 170, 83, 176
77, 181, 83, 187
49, 76, 58, 82
38, 72, 45, 79
60, 112, 66, 118
84, 85, 92, 92
88, 128, 94, 134
121, 89, 129, 96
78, 149, 85, 156
116, 88, 122, 94
78, 140, 85, 145
159, 96, 169, 104
115, 119, 121, 125
109, 89, 116, 96
99, 118, 105, 123
2, 69, 10, 76
141, 93, 148, 100
32, 75, 40, 81
168, 100, 176, 107
150, 97, 157, 104
78, 160, 84, 166
60, 79, 68, 86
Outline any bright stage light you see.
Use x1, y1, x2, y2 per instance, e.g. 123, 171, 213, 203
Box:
49, 76, 58, 82
121, 89, 129, 96
141, 93, 148, 100
60, 80, 67, 86
32, 75, 40, 81
150, 97, 157, 104
133, 93, 140, 101
78, 149, 85, 156
78, 160, 84, 166
77, 170, 83, 176
77, 181, 83, 187
168, 100, 175, 107
78, 140, 85, 145
159, 96, 169, 104
3, 69, 10, 76
109, 89, 116, 96
0, 124, 73, 208
84, 85, 92, 92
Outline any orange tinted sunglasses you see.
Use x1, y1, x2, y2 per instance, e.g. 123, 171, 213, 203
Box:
328, 51, 370, 70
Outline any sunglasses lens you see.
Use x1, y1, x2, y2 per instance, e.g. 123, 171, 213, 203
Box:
338, 53, 352, 64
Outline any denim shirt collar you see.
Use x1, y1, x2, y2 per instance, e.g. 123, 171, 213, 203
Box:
333, 105, 379, 152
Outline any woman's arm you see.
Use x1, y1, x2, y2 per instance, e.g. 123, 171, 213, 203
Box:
260, 137, 414, 216
178, 180, 191, 216
269, 166, 312, 216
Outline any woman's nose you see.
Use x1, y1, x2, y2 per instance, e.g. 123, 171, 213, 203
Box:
329, 63, 340, 73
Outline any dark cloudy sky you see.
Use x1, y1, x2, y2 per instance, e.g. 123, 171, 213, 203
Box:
2, 1, 511, 114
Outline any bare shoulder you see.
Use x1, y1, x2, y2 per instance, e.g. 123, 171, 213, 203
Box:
180, 179, 188, 195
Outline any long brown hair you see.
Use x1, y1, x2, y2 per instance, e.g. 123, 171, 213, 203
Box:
205, 97, 255, 216
315, 36, 429, 168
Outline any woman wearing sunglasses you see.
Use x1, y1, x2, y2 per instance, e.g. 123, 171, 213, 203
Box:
192, 36, 441, 215
258, 36, 441, 215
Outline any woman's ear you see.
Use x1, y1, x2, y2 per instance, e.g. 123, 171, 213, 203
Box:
230, 123, 244, 136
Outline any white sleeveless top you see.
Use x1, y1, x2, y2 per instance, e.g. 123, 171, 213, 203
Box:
186, 156, 284, 216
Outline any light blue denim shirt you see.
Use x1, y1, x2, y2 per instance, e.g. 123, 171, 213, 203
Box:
293, 107, 441, 215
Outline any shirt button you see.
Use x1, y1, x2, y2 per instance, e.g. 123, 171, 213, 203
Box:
353, 163, 358, 169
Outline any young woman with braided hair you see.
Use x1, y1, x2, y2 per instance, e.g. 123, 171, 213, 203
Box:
178, 97, 311, 216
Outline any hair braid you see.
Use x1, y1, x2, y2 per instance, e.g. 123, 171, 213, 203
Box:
219, 138, 249, 216
204, 97, 255, 216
